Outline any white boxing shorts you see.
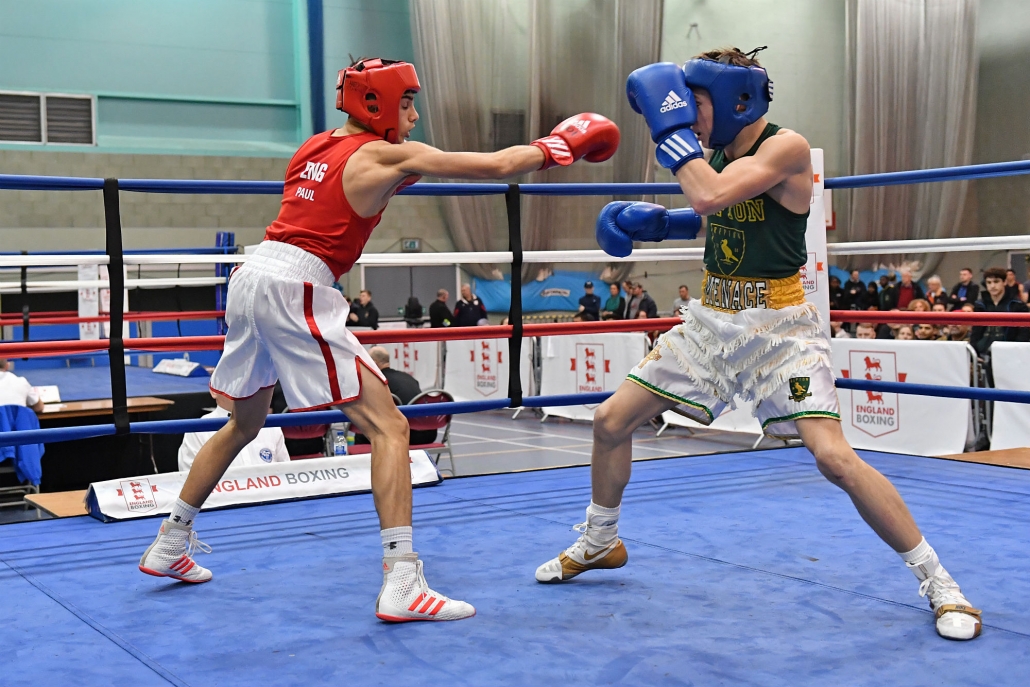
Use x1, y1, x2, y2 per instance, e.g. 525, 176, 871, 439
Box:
628, 273, 840, 439
210, 240, 385, 411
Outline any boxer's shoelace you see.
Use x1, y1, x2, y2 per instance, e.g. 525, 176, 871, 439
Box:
185, 530, 212, 558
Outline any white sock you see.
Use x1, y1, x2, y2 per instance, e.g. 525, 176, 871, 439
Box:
584, 501, 620, 548
899, 537, 940, 578
381, 526, 413, 557
168, 498, 200, 528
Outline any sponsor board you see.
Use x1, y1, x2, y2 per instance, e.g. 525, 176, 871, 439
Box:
85, 451, 441, 522
539, 333, 649, 421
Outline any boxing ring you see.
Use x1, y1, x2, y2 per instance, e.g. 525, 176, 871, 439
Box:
2, 162, 1030, 685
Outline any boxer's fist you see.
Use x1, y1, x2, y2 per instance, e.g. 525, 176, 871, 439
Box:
531, 113, 620, 170
626, 63, 697, 141
595, 201, 701, 258
626, 63, 704, 173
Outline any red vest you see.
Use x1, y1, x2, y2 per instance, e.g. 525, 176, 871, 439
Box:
265, 131, 384, 279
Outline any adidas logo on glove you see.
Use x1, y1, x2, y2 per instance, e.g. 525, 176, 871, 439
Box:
659, 91, 689, 113
563, 119, 591, 135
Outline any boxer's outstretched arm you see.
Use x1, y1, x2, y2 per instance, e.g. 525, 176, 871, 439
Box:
674, 130, 809, 215
382, 142, 546, 180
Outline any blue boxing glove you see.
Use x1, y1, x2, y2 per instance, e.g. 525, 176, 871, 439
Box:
596, 201, 702, 258
626, 63, 704, 173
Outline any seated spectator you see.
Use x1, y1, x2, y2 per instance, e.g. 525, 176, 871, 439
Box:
578, 281, 601, 321
453, 283, 488, 327
946, 304, 974, 342
631, 282, 658, 319
829, 276, 845, 311
624, 282, 642, 319
602, 282, 625, 320
178, 392, 289, 471
914, 323, 940, 341
931, 302, 947, 313
429, 289, 451, 327
622, 280, 634, 301
355, 346, 437, 445
866, 280, 880, 306
970, 267, 1030, 358
925, 275, 949, 309
949, 267, 979, 309
882, 268, 924, 310
896, 325, 914, 340
348, 289, 379, 329
878, 273, 895, 310
830, 321, 851, 338
855, 322, 877, 340
0, 358, 44, 413
403, 297, 424, 327
843, 270, 867, 310
671, 284, 693, 315
876, 309, 902, 339
907, 298, 930, 313
1004, 269, 1027, 303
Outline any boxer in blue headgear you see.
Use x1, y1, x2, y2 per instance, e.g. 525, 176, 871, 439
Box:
681, 53, 772, 149
545, 46, 984, 642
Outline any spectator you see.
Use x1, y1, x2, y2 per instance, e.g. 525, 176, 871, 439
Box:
914, 323, 939, 341
855, 323, 877, 340
428, 289, 451, 328
828, 276, 845, 311
1004, 269, 1026, 303
925, 275, 949, 309
830, 321, 851, 338
602, 282, 625, 320
883, 268, 924, 310
622, 280, 634, 300
970, 267, 1030, 358
931, 302, 947, 313
453, 283, 487, 327
907, 298, 930, 313
0, 358, 43, 413
672, 284, 693, 315
404, 296, 424, 327
876, 308, 902, 339
631, 282, 658, 319
946, 304, 974, 342
896, 325, 914, 340
178, 392, 289, 471
348, 289, 379, 329
578, 281, 601, 321
878, 273, 895, 310
355, 346, 437, 445
949, 267, 979, 309
843, 270, 867, 311
866, 281, 880, 307
625, 282, 642, 319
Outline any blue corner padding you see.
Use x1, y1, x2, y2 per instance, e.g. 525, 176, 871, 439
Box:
1, 448, 1028, 686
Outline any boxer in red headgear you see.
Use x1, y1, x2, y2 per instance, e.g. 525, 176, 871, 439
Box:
138, 55, 620, 624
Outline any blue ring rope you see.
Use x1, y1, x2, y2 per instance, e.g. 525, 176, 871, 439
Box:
2, 159, 1030, 195
0, 384, 1027, 448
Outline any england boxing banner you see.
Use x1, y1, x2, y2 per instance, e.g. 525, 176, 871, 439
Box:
985, 342, 1030, 450
367, 341, 441, 390
832, 339, 974, 455
442, 338, 534, 402
84, 450, 441, 522
538, 333, 650, 421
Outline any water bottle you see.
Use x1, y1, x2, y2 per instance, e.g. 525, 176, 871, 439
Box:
333, 427, 348, 455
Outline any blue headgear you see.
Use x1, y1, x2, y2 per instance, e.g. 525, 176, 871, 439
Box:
682, 58, 773, 149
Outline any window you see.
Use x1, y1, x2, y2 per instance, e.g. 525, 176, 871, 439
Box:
0, 91, 95, 145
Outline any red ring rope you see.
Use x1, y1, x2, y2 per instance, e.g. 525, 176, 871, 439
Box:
2, 310, 1028, 360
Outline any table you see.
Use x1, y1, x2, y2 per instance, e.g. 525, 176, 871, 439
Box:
25, 490, 88, 518
41, 396, 174, 420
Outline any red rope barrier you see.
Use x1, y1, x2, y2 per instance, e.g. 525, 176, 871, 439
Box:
0, 310, 225, 326
2, 311, 1026, 359
828, 310, 1030, 325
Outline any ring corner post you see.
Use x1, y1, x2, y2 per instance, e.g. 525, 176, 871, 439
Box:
103, 178, 130, 439
505, 184, 523, 408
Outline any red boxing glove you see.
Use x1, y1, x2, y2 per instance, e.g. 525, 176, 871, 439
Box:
531, 113, 620, 170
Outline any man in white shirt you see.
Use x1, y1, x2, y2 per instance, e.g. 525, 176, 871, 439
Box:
178, 392, 290, 471
0, 359, 44, 412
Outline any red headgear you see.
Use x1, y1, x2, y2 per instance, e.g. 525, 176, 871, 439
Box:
336, 58, 420, 144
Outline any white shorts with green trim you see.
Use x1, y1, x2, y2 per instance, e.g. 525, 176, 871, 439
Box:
627, 300, 840, 439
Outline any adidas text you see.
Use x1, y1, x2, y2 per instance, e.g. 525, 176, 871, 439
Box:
660, 100, 689, 113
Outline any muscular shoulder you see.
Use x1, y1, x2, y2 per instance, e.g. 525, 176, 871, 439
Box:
757, 128, 811, 171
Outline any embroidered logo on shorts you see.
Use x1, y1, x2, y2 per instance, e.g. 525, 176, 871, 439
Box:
788, 377, 812, 402
259, 448, 274, 463
638, 347, 662, 369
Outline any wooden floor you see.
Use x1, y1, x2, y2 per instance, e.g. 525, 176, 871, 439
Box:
935, 447, 1030, 470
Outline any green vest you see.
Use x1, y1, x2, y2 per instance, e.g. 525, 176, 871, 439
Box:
703, 123, 810, 280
